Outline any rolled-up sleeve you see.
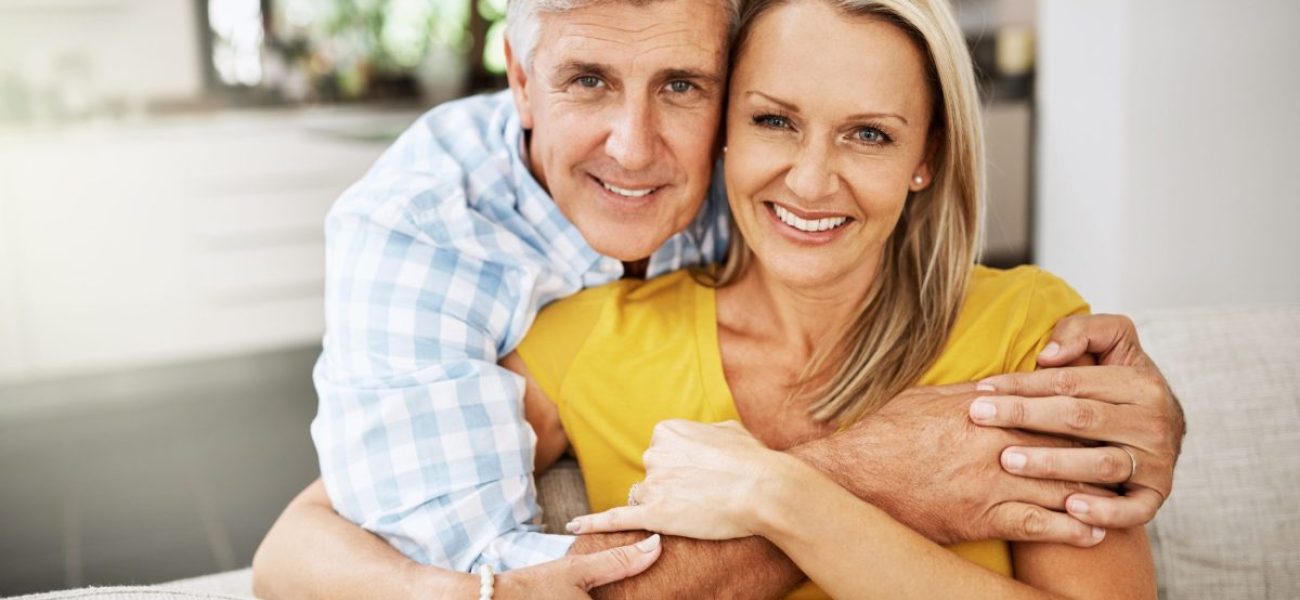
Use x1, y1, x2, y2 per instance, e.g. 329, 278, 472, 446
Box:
311, 194, 575, 571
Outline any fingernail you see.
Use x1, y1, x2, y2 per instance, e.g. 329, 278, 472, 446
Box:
635, 534, 661, 552
1091, 527, 1106, 542
975, 381, 996, 392
1002, 451, 1027, 470
1068, 498, 1090, 515
1040, 342, 1060, 358
970, 401, 997, 421
565, 519, 582, 534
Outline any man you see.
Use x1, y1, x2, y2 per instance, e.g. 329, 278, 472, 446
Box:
258, 0, 1184, 596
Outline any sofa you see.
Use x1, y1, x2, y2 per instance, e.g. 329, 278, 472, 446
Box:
11, 306, 1299, 600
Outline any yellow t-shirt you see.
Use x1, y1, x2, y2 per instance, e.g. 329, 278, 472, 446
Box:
517, 265, 1088, 599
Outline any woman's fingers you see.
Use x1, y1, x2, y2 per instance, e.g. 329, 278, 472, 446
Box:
560, 534, 663, 591
566, 506, 648, 535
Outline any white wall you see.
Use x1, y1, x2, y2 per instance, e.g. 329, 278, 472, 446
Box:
0, 0, 205, 115
1036, 0, 1300, 313
0, 109, 400, 384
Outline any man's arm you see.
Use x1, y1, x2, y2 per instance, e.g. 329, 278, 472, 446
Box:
567, 386, 1105, 599
572, 315, 1173, 599
310, 196, 576, 573
252, 481, 666, 600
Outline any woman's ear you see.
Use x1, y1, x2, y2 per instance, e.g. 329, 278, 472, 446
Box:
505, 40, 535, 131
910, 129, 943, 191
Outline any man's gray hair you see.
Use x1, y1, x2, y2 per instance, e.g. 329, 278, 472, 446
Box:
505, 0, 742, 71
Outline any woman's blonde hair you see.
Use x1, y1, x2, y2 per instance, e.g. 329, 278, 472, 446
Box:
712, 0, 985, 426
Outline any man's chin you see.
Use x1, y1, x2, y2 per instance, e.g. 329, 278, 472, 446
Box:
583, 225, 667, 263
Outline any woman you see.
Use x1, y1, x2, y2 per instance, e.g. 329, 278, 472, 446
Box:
255, 0, 1155, 597
508, 0, 1153, 597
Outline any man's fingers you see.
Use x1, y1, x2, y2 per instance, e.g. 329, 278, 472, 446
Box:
564, 534, 662, 590
1065, 487, 1165, 529
1000, 445, 1138, 485
971, 395, 1140, 442
986, 502, 1106, 548
1036, 314, 1143, 368
978, 366, 1157, 405
566, 507, 645, 535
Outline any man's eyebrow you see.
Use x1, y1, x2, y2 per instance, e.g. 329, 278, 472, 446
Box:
554, 61, 613, 80
661, 68, 723, 86
746, 90, 909, 125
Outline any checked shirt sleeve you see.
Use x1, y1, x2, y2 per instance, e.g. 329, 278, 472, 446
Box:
310, 188, 576, 572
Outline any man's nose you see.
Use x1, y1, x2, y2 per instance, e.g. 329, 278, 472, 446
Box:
605, 97, 659, 172
784, 141, 841, 202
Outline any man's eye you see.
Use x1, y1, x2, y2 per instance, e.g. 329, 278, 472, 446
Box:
854, 127, 890, 144
666, 80, 695, 94
753, 114, 792, 129
575, 76, 604, 89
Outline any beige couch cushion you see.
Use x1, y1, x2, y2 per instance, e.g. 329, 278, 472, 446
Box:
1137, 306, 1300, 599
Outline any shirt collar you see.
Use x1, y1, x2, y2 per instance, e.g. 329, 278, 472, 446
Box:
498, 95, 613, 279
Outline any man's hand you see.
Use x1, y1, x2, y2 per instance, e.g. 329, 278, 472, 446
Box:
970, 314, 1185, 529
792, 383, 1114, 548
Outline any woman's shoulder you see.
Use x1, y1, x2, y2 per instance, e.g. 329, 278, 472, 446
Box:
518, 270, 705, 399
927, 265, 1090, 382
964, 264, 1084, 311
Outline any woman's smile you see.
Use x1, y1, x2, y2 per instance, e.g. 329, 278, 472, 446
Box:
764, 201, 856, 243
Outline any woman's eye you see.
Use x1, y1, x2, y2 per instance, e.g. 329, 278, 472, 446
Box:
575, 76, 604, 89
854, 127, 890, 144
754, 114, 792, 129
666, 80, 695, 94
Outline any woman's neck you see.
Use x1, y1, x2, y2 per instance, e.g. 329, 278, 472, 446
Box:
717, 256, 880, 363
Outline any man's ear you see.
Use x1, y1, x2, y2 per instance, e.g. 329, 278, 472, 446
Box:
505, 40, 535, 131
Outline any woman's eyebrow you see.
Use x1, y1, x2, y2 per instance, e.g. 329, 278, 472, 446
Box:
846, 111, 909, 125
746, 90, 909, 125
745, 90, 800, 113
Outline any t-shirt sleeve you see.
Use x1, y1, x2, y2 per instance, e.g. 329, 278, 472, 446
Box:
514, 285, 614, 407
1007, 269, 1091, 373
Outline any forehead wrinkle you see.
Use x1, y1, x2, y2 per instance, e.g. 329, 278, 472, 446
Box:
549, 35, 723, 74
554, 26, 715, 50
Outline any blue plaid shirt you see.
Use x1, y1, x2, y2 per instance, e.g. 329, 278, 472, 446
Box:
311, 90, 730, 572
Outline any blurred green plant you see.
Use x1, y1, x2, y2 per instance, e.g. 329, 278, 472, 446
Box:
268, 0, 509, 101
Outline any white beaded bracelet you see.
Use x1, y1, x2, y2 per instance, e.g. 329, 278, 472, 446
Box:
476, 564, 495, 600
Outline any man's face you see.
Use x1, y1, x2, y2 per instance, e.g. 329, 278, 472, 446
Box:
507, 0, 728, 262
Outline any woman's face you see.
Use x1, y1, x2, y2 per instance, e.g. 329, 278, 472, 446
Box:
724, 0, 936, 290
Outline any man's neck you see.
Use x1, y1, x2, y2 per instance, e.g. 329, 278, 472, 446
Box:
622, 259, 650, 280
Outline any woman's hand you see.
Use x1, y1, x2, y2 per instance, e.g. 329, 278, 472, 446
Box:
565, 419, 803, 540
491, 534, 662, 599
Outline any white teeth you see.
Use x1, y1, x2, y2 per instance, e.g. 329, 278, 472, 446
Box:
602, 181, 656, 198
772, 204, 848, 233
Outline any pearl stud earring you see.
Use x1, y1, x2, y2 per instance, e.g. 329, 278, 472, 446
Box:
913, 175, 924, 185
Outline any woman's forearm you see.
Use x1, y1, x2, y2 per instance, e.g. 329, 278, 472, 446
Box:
752, 459, 1055, 600
252, 480, 475, 600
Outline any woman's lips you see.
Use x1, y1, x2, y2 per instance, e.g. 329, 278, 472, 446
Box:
765, 201, 854, 237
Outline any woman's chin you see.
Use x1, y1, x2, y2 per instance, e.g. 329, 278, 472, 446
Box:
754, 255, 862, 293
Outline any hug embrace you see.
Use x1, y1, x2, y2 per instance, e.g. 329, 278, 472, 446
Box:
252, 0, 1185, 598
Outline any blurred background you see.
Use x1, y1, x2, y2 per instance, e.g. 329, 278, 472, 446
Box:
0, 0, 1297, 595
